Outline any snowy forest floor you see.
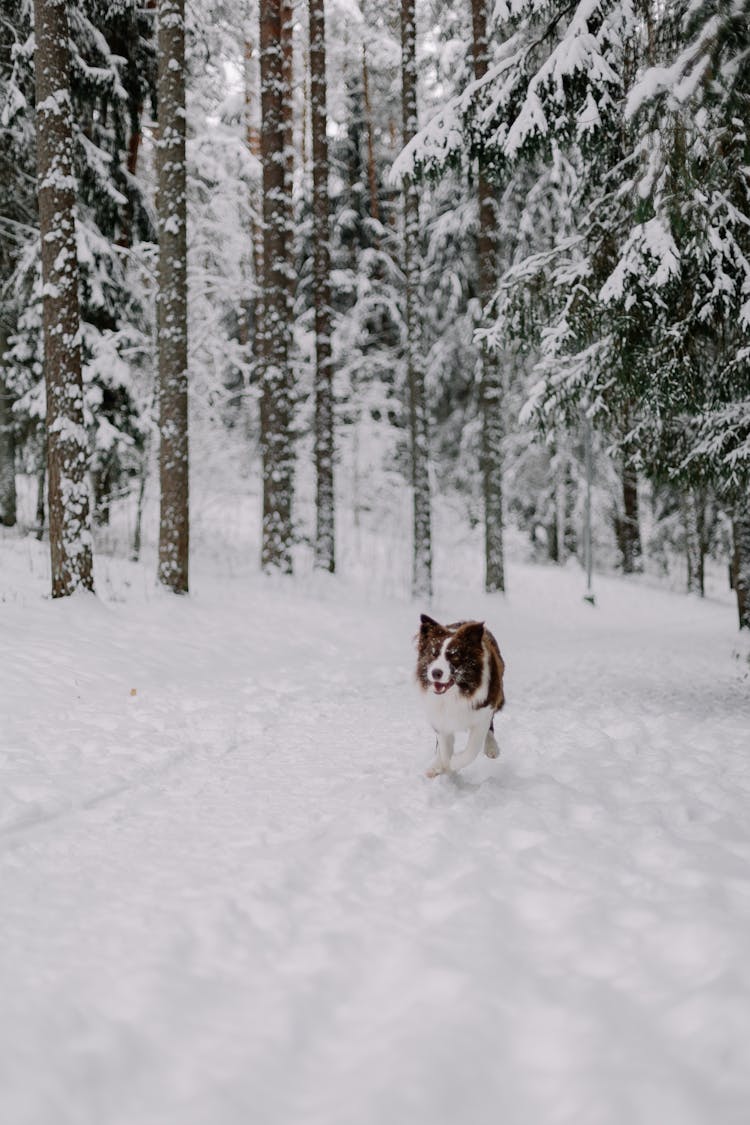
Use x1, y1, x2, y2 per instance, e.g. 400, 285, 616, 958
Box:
2, 530, 750, 1125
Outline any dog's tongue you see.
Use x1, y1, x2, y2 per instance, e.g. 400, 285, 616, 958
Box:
433, 681, 452, 695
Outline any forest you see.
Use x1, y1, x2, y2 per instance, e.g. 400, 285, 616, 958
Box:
3, 5, 750, 1121
1, 0, 749, 621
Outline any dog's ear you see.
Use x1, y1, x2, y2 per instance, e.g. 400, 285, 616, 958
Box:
420, 614, 441, 632
460, 621, 485, 646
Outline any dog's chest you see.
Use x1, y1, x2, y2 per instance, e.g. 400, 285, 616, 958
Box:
422, 686, 483, 733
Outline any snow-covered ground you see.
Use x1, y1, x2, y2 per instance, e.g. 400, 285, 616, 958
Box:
2, 531, 750, 1125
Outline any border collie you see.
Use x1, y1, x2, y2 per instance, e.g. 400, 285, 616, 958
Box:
416, 614, 505, 777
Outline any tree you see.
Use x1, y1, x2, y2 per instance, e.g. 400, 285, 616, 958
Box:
0, 323, 16, 527
309, 0, 335, 572
400, 0, 432, 599
157, 0, 189, 593
470, 0, 505, 592
259, 0, 295, 572
33, 0, 94, 597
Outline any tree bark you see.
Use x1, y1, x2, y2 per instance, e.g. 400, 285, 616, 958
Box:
244, 31, 263, 358
471, 0, 505, 592
281, 0, 295, 316
259, 0, 295, 572
682, 490, 703, 596
33, 0, 95, 596
401, 0, 433, 599
616, 456, 642, 573
309, 0, 335, 572
156, 0, 189, 593
553, 447, 567, 565
0, 325, 16, 527
35, 443, 46, 541
362, 45, 380, 227
732, 503, 750, 630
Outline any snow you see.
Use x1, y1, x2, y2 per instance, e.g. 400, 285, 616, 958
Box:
2, 533, 750, 1125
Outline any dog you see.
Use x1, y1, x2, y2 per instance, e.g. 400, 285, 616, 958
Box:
416, 614, 505, 777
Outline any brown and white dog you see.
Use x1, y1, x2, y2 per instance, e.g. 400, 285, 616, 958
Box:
416, 614, 505, 777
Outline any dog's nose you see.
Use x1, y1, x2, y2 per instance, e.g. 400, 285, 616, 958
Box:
432, 668, 443, 680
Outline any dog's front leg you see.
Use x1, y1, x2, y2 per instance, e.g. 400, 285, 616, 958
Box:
426, 731, 454, 778
450, 712, 493, 772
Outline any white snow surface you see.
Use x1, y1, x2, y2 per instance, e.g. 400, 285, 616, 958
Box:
2, 536, 750, 1125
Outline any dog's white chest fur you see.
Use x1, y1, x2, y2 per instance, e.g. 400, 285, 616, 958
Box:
422, 687, 489, 734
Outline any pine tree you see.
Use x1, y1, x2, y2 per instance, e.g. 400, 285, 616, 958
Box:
259, 0, 295, 572
400, 0, 432, 599
309, 0, 335, 573
156, 0, 189, 593
33, 0, 94, 596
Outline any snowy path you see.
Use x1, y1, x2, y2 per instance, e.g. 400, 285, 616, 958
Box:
2, 554, 750, 1125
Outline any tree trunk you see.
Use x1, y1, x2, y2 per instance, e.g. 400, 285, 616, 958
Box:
471, 0, 505, 593
259, 0, 295, 572
156, 0, 189, 593
401, 0, 432, 599
362, 45, 380, 227
281, 0, 295, 316
615, 455, 642, 573
244, 30, 263, 360
732, 503, 750, 630
682, 490, 703, 596
33, 0, 95, 597
309, 0, 335, 573
117, 102, 143, 248
35, 444, 46, 541
0, 326, 16, 527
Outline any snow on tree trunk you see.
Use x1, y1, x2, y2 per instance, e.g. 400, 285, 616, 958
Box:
309, 0, 335, 573
401, 0, 433, 600
156, 0, 189, 594
732, 505, 750, 630
259, 0, 295, 573
471, 0, 504, 593
0, 326, 16, 527
33, 0, 94, 597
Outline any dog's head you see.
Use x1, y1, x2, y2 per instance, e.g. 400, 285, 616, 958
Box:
416, 614, 485, 697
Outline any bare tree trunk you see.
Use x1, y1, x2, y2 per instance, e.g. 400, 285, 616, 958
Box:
682, 490, 703, 596
244, 27, 264, 358
554, 448, 567, 565
614, 444, 642, 574
471, 0, 504, 593
362, 44, 380, 227
309, 0, 335, 572
156, 0, 189, 593
0, 326, 16, 527
33, 0, 94, 597
131, 452, 148, 563
732, 504, 750, 629
35, 443, 46, 540
401, 0, 432, 599
259, 0, 295, 572
281, 0, 296, 316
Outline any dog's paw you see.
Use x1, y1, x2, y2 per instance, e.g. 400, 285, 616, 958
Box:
484, 737, 500, 759
425, 764, 445, 778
